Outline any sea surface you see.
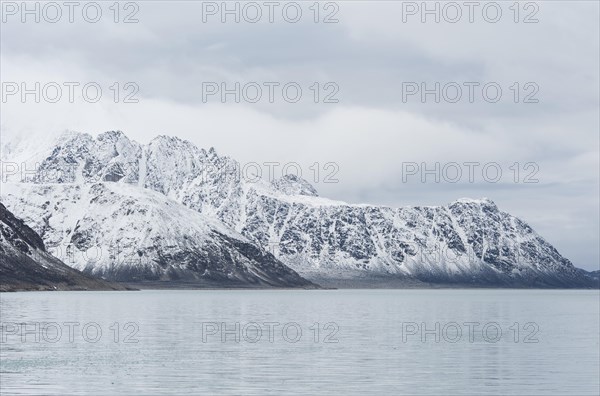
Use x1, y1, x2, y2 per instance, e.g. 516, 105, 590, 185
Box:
1, 289, 598, 395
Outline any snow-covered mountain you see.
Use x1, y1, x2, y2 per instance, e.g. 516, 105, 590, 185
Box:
0, 202, 124, 291
1, 182, 314, 287
1, 130, 593, 287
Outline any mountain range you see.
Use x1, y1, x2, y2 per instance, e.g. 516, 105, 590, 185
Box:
1, 130, 596, 288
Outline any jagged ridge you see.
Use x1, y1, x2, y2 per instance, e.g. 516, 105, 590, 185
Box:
1, 130, 594, 288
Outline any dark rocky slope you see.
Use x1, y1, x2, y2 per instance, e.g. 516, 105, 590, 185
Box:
0, 202, 127, 292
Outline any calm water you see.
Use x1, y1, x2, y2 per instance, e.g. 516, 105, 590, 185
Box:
0, 290, 598, 395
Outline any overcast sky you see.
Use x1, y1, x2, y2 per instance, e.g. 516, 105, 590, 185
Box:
1, 1, 598, 270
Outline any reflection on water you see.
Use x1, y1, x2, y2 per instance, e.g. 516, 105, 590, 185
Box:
1, 290, 598, 395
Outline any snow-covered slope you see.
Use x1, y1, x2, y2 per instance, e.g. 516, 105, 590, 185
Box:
0, 202, 124, 291
1, 130, 593, 287
1, 182, 314, 287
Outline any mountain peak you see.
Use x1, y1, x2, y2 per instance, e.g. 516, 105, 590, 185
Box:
151, 134, 178, 143
97, 130, 127, 141
271, 174, 318, 197
149, 135, 199, 151
453, 197, 497, 207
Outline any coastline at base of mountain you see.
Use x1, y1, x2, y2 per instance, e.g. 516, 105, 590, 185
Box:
301, 268, 600, 289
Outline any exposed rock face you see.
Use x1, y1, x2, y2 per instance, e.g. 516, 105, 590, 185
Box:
1, 130, 594, 288
0, 202, 125, 292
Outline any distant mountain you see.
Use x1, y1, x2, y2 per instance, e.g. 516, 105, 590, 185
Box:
579, 268, 600, 288
1, 130, 595, 288
0, 202, 125, 292
589, 270, 600, 280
